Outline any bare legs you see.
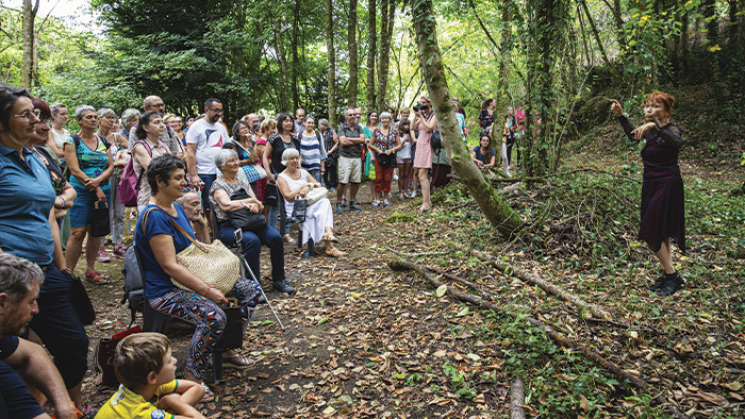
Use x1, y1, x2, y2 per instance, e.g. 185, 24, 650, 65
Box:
416, 168, 431, 211
65, 226, 100, 275
655, 238, 675, 274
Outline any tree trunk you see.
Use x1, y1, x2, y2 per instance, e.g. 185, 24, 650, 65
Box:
410, 0, 521, 238
348, 0, 359, 107
22, 0, 38, 89
366, 0, 377, 110
274, 19, 291, 112
326, 0, 337, 127
291, 0, 301, 110
376, 0, 394, 111
498, 1, 512, 105
578, 0, 613, 71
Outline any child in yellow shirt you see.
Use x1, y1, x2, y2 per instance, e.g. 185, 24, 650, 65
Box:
95, 333, 205, 419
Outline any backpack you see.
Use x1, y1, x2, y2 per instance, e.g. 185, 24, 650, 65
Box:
120, 245, 145, 326
117, 140, 160, 207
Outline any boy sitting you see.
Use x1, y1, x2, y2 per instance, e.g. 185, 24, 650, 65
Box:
95, 333, 205, 419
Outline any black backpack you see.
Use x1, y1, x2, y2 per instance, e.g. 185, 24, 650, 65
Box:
120, 246, 145, 326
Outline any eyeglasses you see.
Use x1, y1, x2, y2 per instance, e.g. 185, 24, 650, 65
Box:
14, 109, 41, 122
209, 108, 224, 114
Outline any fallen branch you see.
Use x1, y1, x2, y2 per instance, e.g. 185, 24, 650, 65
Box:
510, 376, 526, 419
489, 168, 642, 184
385, 249, 450, 257
388, 258, 687, 419
456, 245, 613, 320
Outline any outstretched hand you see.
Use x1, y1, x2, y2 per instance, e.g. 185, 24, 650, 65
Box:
609, 99, 624, 117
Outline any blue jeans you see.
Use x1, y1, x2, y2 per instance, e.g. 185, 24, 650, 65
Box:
199, 173, 217, 211
218, 223, 285, 283
267, 203, 289, 236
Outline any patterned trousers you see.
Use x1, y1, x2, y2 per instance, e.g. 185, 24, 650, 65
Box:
148, 277, 260, 379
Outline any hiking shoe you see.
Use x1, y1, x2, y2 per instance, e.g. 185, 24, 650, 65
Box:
273, 279, 296, 294
341, 199, 348, 208
372, 201, 380, 209
97, 248, 111, 263
383, 199, 391, 207
336, 203, 343, 214
657, 272, 685, 297
648, 274, 666, 291
349, 201, 363, 211
112, 244, 127, 259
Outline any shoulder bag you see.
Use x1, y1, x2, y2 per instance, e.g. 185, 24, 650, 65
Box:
227, 188, 267, 232
91, 201, 111, 237
141, 208, 240, 295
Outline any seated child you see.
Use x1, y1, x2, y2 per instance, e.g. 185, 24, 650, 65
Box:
95, 333, 205, 419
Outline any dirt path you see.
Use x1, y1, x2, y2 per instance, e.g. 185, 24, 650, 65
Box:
81, 182, 509, 418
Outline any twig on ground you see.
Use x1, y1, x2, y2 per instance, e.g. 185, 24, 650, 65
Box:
385, 249, 450, 257
456, 244, 613, 320
388, 258, 688, 419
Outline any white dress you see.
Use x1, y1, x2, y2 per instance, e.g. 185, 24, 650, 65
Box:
278, 169, 334, 245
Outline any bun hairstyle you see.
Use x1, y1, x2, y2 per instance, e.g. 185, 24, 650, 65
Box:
481, 98, 495, 110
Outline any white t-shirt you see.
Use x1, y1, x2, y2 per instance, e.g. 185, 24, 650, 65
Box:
185, 118, 229, 175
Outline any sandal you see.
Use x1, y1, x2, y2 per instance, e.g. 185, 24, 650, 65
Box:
326, 248, 347, 258
200, 382, 215, 402
84, 271, 106, 283
222, 353, 255, 369
321, 232, 339, 243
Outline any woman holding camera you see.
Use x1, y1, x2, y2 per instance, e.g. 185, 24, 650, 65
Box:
610, 93, 685, 297
411, 96, 436, 211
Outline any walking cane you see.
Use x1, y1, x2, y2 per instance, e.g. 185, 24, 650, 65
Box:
240, 257, 285, 332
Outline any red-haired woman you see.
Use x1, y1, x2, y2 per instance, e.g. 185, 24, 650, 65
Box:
611, 93, 685, 296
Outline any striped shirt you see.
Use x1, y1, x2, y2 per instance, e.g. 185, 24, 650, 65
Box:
300, 131, 326, 171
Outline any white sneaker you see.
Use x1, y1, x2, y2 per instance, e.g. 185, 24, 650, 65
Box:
393, 174, 399, 181
410, 191, 416, 198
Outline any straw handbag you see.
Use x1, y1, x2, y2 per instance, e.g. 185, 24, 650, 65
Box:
142, 208, 240, 294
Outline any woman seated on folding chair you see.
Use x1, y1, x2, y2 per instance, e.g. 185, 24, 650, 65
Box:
209, 149, 295, 294
134, 154, 259, 401
277, 149, 346, 257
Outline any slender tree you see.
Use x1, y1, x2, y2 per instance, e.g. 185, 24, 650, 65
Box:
366, 0, 377, 110
326, 0, 337, 127
410, 0, 521, 237
21, 0, 38, 89
348, 0, 359, 107
376, 0, 395, 111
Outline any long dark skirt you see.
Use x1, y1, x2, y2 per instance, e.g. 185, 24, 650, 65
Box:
639, 174, 685, 253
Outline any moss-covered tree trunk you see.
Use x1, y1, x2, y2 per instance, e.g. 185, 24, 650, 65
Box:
366, 0, 377, 110
410, 0, 521, 238
22, 0, 38, 89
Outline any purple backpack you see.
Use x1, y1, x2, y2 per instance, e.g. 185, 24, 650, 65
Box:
117, 140, 160, 207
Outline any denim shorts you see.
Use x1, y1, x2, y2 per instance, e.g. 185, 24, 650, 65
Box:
69, 186, 111, 228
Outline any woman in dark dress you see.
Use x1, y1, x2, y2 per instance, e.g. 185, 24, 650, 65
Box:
611, 93, 685, 296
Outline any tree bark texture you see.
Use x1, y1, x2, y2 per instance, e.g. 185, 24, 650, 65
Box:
410, 0, 521, 238
326, 0, 337, 127
366, 0, 377, 111
510, 376, 526, 419
22, 0, 38, 89
348, 0, 359, 107
376, 0, 395, 111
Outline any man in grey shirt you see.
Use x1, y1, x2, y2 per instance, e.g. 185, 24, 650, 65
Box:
335, 108, 366, 213
127, 95, 183, 158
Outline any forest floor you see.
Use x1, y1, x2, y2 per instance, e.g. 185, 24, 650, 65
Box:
77, 145, 745, 418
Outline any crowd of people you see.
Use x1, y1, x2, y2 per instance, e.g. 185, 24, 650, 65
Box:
0, 82, 686, 418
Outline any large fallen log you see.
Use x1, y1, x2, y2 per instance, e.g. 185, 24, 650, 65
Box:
455, 244, 612, 320
388, 258, 687, 419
